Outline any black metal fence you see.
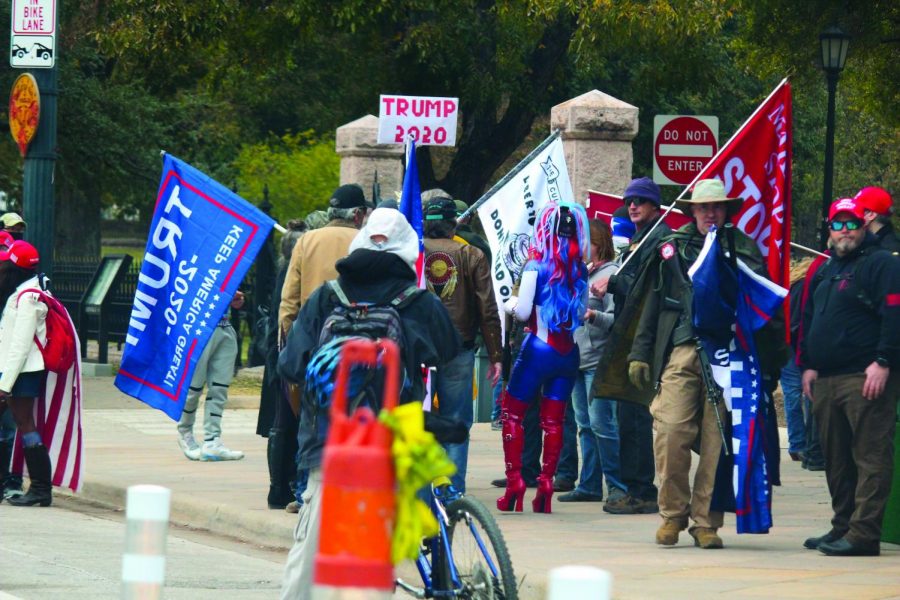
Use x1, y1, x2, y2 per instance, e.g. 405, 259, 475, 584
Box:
55, 254, 263, 365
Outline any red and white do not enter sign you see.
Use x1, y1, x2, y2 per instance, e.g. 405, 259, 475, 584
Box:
652, 115, 719, 186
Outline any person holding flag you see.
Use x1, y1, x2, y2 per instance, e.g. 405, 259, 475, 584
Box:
496, 201, 589, 514
626, 179, 787, 548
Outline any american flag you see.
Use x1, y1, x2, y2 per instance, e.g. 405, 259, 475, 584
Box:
11, 308, 84, 492
689, 229, 787, 533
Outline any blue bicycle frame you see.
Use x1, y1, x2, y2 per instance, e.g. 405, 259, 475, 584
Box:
405, 483, 502, 599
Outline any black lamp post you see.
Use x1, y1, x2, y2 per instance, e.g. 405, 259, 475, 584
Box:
818, 26, 850, 249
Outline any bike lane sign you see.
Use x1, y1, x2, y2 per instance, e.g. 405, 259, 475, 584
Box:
10, 0, 56, 68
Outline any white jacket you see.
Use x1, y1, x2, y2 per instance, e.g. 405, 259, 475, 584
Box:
0, 276, 48, 393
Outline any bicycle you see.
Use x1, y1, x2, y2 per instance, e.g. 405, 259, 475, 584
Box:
394, 476, 517, 599
324, 338, 516, 598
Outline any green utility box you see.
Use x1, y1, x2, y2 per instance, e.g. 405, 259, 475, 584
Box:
474, 346, 496, 423
882, 423, 900, 544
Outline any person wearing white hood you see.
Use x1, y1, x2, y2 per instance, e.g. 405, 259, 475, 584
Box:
278, 207, 461, 599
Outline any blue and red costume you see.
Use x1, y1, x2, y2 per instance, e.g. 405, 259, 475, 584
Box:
497, 202, 589, 513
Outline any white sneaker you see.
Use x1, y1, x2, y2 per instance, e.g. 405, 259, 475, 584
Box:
201, 438, 244, 461
177, 431, 201, 461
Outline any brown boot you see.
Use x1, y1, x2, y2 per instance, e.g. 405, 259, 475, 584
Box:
655, 519, 685, 546
690, 527, 724, 549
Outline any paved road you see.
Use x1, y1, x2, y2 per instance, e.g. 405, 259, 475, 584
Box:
9, 376, 898, 599
0, 498, 284, 599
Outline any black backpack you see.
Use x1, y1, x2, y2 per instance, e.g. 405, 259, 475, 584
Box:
304, 280, 423, 413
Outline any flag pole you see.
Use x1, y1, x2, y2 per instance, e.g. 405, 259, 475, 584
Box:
615, 77, 790, 274
458, 129, 561, 222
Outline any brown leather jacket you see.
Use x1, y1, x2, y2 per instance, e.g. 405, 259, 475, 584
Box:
423, 237, 502, 363
278, 221, 359, 335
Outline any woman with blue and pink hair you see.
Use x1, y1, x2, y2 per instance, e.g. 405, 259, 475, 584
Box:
497, 201, 589, 513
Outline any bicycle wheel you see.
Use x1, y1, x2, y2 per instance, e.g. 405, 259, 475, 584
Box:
440, 495, 517, 600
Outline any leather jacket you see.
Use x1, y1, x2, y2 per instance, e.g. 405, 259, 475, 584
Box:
423, 237, 503, 363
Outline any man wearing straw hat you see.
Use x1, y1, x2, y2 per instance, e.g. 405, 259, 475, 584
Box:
627, 179, 786, 549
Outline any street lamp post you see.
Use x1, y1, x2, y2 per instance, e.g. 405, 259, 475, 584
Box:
818, 26, 850, 249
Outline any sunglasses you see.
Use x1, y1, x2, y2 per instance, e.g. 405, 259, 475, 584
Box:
625, 197, 651, 207
829, 220, 862, 231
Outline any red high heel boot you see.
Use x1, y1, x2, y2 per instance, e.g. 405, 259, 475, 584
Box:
532, 398, 566, 514
496, 391, 530, 512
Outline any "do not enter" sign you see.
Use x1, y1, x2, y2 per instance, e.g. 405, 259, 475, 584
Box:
653, 115, 719, 186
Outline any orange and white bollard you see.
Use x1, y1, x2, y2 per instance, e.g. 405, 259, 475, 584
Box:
122, 484, 171, 600
548, 565, 613, 600
312, 339, 399, 600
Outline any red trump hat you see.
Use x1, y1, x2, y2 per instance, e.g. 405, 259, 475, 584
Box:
828, 197, 865, 221
0, 240, 40, 269
854, 186, 893, 216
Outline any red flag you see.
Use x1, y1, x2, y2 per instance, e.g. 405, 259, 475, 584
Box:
586, 191, 691, 231
689, 79, 792, 287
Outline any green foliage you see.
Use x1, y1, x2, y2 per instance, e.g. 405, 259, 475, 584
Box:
232, 131, 340, 225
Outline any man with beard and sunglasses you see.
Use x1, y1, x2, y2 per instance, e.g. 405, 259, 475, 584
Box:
801, 197, 900, 557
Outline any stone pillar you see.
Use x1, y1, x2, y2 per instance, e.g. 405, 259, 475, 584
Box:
550, 90, 639, 203
335, 115, 404, 203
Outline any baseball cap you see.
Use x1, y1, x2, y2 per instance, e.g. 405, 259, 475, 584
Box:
0, 212, 25, 228
0, 231, 13, 249
424, 197, 457, 221
328, 184, 373, 210
0, 240, 40, 269
828, 197, 865, 221
854, 186, 893, 216
453, 200, 468, 216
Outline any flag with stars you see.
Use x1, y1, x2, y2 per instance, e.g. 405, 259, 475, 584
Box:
689, 229, 787, 533
115, 154, 276, 420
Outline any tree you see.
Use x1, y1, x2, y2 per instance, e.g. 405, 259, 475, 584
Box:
93, 0, 737, 203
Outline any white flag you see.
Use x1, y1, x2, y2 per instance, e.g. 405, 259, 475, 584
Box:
476, 137, 575, 331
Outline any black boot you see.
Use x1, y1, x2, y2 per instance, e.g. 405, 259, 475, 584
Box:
0, 439, 10, 503
266, 429, 294, 509
8, 443, 52, 507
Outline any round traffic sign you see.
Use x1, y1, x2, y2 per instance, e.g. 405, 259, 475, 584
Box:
654, 116, 718, 185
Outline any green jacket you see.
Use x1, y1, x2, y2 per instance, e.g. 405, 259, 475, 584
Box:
594, 223, 787, 405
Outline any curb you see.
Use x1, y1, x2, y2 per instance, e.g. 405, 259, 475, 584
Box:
59, 479, 295, 552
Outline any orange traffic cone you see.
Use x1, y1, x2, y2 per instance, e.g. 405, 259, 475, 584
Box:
312, 339, 399, 599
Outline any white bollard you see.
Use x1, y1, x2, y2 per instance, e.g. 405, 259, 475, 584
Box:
548, 565, 613, 600
122, 485, 171, 600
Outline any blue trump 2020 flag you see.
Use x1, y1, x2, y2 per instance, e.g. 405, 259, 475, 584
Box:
688, 228, 787, 534
399, 138, 425, 287
115, 154, 275, 420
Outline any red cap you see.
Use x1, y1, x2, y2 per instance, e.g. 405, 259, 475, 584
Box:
854, 186, 893, 216
0, 240, 40, 269
0, 231, 12, 249
828, 197, 865, 221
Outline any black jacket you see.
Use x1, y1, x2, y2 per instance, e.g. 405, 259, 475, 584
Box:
873, 223, 900, 256
608, 216, 673, 319
801, 235, 900, 375
279, 249, 462, 470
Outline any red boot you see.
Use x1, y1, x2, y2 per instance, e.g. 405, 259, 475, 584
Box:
496, 391, 530, 512
533, 398, 566, 514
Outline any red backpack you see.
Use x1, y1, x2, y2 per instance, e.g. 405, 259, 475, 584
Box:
16, 288, 77, 374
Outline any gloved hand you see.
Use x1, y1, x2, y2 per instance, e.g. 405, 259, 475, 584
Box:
628, 361, 651, 390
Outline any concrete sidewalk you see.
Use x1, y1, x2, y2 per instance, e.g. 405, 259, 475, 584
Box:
62, 376, 900, 599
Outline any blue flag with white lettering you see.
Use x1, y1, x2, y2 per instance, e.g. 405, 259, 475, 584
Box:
688, 229, 787, 533
114, 154, 276, 420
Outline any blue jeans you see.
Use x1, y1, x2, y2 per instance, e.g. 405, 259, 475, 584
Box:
557, 399, 578, 482
572, 369, 626, 497
781, 358, 805, 454
435, 348, 475, 493
491, 379, 503, 421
